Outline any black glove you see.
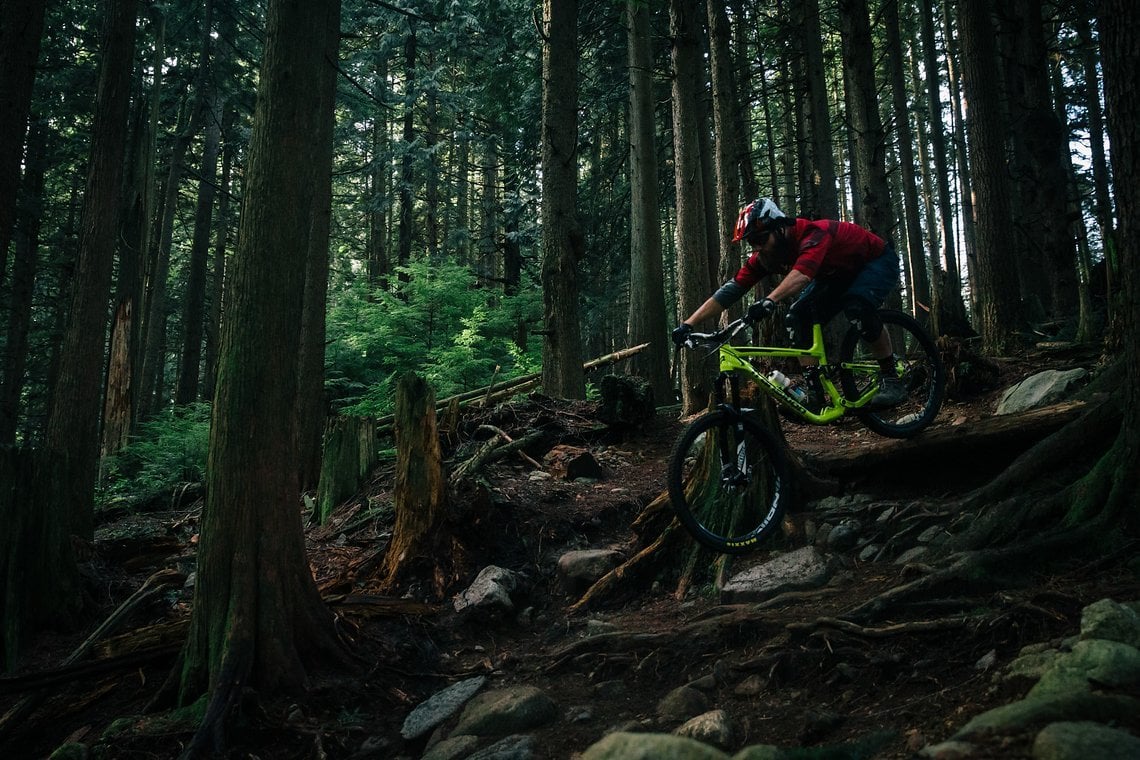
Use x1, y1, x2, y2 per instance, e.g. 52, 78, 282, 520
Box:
671, 323, 693, 347
746, 298, 777, 323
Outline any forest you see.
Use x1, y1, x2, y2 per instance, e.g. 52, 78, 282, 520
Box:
1, 0, 1138, 757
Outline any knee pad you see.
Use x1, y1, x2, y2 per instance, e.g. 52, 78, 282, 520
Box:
842, 296, 882, 341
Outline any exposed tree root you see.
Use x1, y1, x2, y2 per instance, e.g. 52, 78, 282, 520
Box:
786, 613, 985, 638
179, 640, 252, 760
546, 604, 777, 673
567, 523, 681, 615
957, 394, 1120, 512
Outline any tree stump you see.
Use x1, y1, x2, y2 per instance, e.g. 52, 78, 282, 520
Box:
597, 373, 655, 430
375, 372, 449, 594
314, 416, 376, 524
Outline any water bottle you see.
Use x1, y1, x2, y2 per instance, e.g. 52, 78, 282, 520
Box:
769, 369, 808, 403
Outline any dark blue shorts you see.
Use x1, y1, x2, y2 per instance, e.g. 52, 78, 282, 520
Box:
786, 242, 899, 345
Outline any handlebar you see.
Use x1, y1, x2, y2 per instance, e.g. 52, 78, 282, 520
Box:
682, 317, 751, 351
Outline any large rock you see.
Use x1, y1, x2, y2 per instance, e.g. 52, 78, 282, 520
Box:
1079, 598, 1140, 648
1027, 638, 1140, 698
673, 709, 735, 750
451, 686, 558, 737
579, 731, 730, 760
720, 547, 838, 603
558, 549, 623, 595
1031, 720, 1140, 760
454, 566, 523, 616
995, 369, 1088, 415
401, 676, 487, 739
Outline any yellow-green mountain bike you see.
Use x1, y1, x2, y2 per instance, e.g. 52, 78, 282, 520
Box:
670, 308, 945, 554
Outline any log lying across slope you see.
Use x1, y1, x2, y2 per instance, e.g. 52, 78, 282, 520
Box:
802, 400, 1090, 480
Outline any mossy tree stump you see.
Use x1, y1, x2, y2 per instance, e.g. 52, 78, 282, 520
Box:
376, 372, 453, 595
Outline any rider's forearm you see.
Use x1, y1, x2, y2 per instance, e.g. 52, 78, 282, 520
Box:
683, 296, 725, 326
766, 269, 812, 303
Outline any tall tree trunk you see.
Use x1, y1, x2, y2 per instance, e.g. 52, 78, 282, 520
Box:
138, 86, 205, 419
626, 0, 670, 400
298, 12, 340, 494
169, 0, 347, 746
919, 0, 970, 334
1073, 14, 1116, 308
797, 0, 838, 220
731, 0, 758, 200
670, 0, 713, 416
959, 0, 1025, 354
479, 137, 499, 285
708, 0, 743, 305
540, 0, 585, 399
368, 56, 390, 287
1096, 0, 1140, 515
0, 121, 47, 446
203, 109, 233, 403
1006, 0, 1077, 319
838, 0, 893, 236
884, 0, 931, 325
942, 0, 979, 310
0, 0, 47, 284
397, 29, 415, 285
176, 91, 224, 406
44, 0, 138, 541
111, 5, 163, 446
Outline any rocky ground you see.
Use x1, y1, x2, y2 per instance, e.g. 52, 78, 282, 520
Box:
2, 347, 1139, 760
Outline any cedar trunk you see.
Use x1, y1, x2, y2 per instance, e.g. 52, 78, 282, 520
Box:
44, 0, 138, 541
671, 0, 714, 415
626, 0, 670, 401
170, 0, 346, 742
959, 0, 1026, 354
540, 0, 586, 399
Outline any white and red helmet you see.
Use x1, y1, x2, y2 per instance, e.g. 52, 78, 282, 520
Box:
732, 198, 788, 245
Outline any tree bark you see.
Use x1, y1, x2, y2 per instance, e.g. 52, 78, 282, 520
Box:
670, 0, 713, 416
1097, 0, 1140, 529
0, 121, 46, 446
797, 0, 838, 220
540, 0, 586, 399
918, 0, 970, 335
884, 0, 931, 325
298, 7, 340, 493
959, 0, 1025, 354
626, 0, 671, 401
175, 90, 223, 406
376, 373, 447, 593
169, 0, 347, 742
44, 0, 138, 541
838, 0, 893, 237
0, 0, 47, 284
1005, 0, 1077, 319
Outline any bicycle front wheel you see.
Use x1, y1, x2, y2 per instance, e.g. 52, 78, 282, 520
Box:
838, 309, 946, 438
667, 410, 789, 554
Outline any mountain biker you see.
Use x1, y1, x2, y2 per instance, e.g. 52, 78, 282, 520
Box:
671, 198, 907, 410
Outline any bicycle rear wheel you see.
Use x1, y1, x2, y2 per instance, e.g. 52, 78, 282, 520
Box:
838, 309, 945, 438
667, 410, 789, 554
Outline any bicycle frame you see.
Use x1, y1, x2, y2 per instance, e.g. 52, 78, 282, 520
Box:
712, 322, 881, 425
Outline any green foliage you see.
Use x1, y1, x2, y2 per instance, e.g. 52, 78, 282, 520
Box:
98, 403, 212, 505
325, 259, 542, 416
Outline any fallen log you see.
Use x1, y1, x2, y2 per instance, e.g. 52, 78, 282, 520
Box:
802, 400, 1090, 483
375, 342, 651, 436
